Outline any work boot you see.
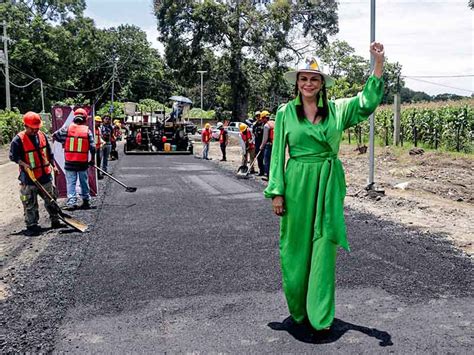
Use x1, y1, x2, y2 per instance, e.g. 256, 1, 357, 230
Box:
80, 200, 91, 210
51, 220, 65, 229
98, 173, 104, 180
24, 225, 41, 236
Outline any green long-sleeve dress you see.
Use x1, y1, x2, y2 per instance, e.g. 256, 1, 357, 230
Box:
264, 75, 384, 330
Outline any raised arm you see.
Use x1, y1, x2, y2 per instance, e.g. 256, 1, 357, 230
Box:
336, 42, 385, 130
371, 42, 384, 78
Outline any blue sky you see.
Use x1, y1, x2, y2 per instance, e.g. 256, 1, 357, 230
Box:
84, 0, 473, 96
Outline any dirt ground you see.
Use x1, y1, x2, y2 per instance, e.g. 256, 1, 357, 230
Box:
1, 138, 472, 301
194, 136, 473, 256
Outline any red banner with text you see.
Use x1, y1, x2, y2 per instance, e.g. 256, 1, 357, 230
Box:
51, 106, 98, 198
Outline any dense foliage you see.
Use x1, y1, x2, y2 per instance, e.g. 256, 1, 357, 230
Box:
0, 0, 471, 137
0, 109, 23, 145
348, 100, 474, 153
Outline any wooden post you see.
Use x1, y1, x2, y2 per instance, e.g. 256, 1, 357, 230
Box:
393, 93, 401, 146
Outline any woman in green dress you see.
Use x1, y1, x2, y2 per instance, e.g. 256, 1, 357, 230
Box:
264, 42, 385, 331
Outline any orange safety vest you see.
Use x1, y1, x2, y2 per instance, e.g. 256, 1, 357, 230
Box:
94, 126, 101, 149
219, 129, 226, 144
241, 129, 255, 149
202, 129, 211, 143
18, 131, 52, 179
65, 123, 90, 163
267, 121, 275, 143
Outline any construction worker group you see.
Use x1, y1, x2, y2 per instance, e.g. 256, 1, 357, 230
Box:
9, 109, 122, 236
12, 107, 269, 236
200, 110, 275, 180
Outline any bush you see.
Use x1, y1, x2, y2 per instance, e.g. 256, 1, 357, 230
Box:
0, 109, 23, 146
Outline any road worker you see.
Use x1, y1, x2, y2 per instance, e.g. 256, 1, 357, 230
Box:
9, 112, 61, 236
201, 123, 212, 160
259, 111, 274, 180
53, 108, 95, 210
100, 115, 114, 172
217, 122, 228, 161
94, 116, 104, 179
239, 123, 256, 174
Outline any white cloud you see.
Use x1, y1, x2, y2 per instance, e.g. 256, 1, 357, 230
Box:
336, 0, 473, 95
84, 6, 165, 54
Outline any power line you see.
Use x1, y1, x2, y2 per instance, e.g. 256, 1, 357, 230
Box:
9, 64, 114, 93
93, 79, 113, 107
404, 74, 474, 78
403, 76, 474, 93
0, 68, 39, 88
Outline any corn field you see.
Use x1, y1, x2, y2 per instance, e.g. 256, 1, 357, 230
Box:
346, 99, 474, 153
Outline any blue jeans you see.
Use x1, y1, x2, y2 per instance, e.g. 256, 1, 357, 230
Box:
101, 143, 112, 172
264, 143, 272, 176
202, 143, 209, 159
65, 169, 90, 206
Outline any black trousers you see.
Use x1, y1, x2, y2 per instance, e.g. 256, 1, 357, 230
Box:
220, 143, 226, 161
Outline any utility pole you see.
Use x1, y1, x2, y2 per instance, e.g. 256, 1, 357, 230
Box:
197, 70, 207, 128
393, 73, 401, 146
39, 79, 45, 113
110, 59, 117, 117
367, 0, 376, 189
2, 21, 11, 110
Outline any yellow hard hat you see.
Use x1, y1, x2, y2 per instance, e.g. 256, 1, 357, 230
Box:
260, 110, 270, 118
239, 123, 248, 132
94, 116, 102, 122
205, 123, 211, 129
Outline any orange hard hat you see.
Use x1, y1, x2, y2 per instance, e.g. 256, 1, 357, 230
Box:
74, 108, 88, 118
23, 111, 42, 129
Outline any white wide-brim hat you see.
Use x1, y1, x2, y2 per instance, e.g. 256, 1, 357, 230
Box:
284, 58, 335, 88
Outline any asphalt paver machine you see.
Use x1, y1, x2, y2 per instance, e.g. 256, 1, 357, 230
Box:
123, 97, 196, 155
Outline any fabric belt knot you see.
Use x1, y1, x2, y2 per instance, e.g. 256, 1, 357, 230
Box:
291, 152, 349, 251
290, 152, 337, 164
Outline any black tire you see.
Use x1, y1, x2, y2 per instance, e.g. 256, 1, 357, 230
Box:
123, 143, 129, 155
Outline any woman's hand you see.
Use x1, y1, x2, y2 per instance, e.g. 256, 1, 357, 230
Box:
370, 42, 384, 78
272, 196, 285, 216
370, 42, 384, 62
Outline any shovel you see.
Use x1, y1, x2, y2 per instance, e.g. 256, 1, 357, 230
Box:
93, 165, 137, 192
236, 150, 261, 179
25, 168, 88, 233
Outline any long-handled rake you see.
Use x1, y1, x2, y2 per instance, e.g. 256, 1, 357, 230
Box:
25, 168, 88, 232
93, 165, 137, 192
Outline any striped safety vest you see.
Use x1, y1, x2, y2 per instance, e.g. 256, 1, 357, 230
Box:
65, 123, 90, 163
267, 121, 275, 143
18, 131, 52, 179
241, 129, 255, 149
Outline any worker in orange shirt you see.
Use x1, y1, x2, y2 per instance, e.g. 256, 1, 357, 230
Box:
201, 123, 212, 160
239, 123, 256, 174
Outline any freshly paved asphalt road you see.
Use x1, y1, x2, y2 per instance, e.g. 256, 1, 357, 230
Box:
3, 153, 472, 353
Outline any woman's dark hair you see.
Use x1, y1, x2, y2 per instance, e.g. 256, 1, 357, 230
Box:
294, 73, 329, 122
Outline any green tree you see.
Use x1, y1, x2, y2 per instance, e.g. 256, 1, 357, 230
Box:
154, 0, 339, 121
